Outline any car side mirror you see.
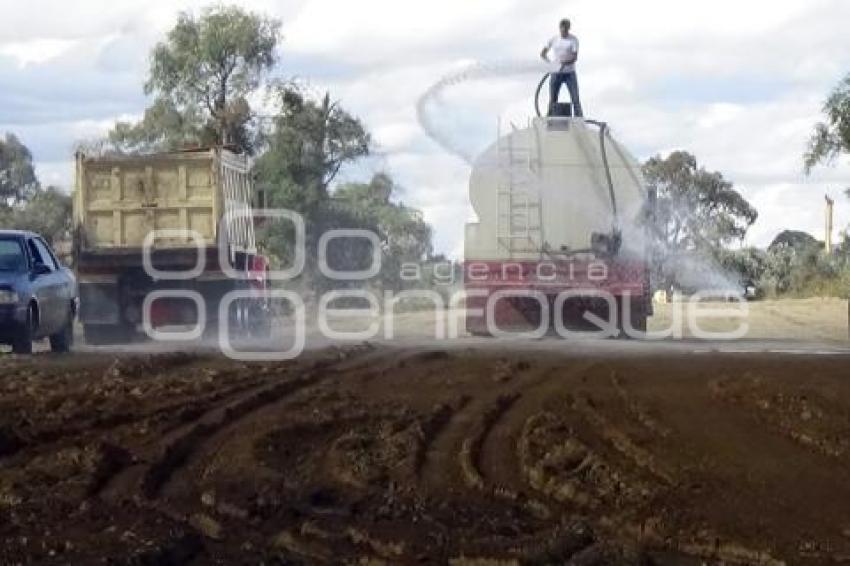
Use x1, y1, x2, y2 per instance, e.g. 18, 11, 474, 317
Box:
32, 263, 52, 276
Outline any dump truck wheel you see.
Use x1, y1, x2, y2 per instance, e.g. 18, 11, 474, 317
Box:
248, 304, 272, 339
49, 310, 74, 353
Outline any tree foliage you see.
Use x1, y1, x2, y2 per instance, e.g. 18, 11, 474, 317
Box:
253, 85, 436, 294
804, 73, 850, 173
0, 135, 70, 249
255, 85, 377, 292
768, 229, 821, 252
644, 151, 758, 253
256, 84, 371, 216
713, 231, 850, 298
0, 186, 73, 245
108, 5, 280, 154
333, 173, 434, 292
0, 133, 39, 205
759, 243, 842, 297
108, 98, 214, 155
716, 246, 767, 286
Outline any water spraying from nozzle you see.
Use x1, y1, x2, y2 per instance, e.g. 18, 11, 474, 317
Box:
416, 60, 549, 164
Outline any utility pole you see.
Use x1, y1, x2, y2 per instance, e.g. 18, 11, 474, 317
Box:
825, 194, 834, 254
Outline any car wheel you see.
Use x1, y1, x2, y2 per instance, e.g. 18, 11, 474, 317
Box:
12, 305, 34, 355
49, 309, 74, 353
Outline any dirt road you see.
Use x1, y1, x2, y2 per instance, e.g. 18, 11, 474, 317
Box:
2, 336, 850, 564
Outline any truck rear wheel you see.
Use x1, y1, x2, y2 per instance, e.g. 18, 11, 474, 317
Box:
248, 301, 272, 339
83, 324, 131, 346
618, 296, 648, 338
224, 298, 271, 340
49, 310, 74, 353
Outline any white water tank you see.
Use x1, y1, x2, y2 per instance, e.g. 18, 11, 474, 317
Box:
465, 117, 648, 262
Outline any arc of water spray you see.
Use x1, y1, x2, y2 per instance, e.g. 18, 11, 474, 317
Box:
415, 60, 549, 165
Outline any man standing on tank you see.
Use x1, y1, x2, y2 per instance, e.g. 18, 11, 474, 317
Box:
540, 18, 583, 117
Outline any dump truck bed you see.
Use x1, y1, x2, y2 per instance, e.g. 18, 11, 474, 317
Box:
73, 148, 255, 255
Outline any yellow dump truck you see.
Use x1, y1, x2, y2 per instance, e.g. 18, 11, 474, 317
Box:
73, 148, 270, 344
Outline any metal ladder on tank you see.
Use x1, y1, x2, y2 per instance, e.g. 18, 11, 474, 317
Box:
496, 121, 543, 257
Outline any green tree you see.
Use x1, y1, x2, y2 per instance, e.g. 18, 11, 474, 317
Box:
644, 151, 757, 253
108, 5, 280, 154
764, 243, 840, 297
804, 73, 850, 173
257, 84, 371, 215
643, 151, 757, 290
255, 84, 371, 277
716, 246, 767, 285
0, 133, 39, 205
333, 173, 434, 292
8, 186, 73, 245
107, 98, 212, 155
768, 230, 821, 252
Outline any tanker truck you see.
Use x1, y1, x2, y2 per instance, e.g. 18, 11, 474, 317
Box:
72, 148, 270, 345
464, 100, 652, 337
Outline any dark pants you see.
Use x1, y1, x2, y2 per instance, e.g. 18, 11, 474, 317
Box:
549, 71, 583, 117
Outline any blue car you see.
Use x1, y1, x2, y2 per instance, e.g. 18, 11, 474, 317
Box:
0, 230, 78, 354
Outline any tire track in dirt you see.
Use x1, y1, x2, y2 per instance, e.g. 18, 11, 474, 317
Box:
450, 360, 606, 523
418, 373, 514, 493
458, 392, 521, 492
140, 372, 321, 498
23, 377, 267, 458
508, 365, 691, 558
609, 372, 672, 439
478, 360, 602, 492
99, 344, 378, 503
0, 355, 262, 468
419, 376, 607, 564
180, 346, 429, 491
186, 347, 481, 562
148, 345, 382, 498
572, 393, 675, 485
412, 396, 470, 479
85, 346, 384, 563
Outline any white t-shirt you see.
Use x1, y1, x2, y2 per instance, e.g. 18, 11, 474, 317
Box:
546, 34, 579, 73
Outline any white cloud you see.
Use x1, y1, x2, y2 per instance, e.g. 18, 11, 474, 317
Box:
35, 160, 74, 190
0, 38, 77, 67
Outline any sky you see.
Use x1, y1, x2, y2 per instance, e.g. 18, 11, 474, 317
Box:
1, 0, 849, 257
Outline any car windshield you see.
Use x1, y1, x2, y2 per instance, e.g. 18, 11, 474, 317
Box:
0, 238, 26, 272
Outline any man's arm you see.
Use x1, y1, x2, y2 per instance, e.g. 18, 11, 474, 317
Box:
540, 37, 553, 62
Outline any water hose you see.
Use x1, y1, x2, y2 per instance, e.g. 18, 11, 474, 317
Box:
534, 72, 551, 118
584, 119, 620, 231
